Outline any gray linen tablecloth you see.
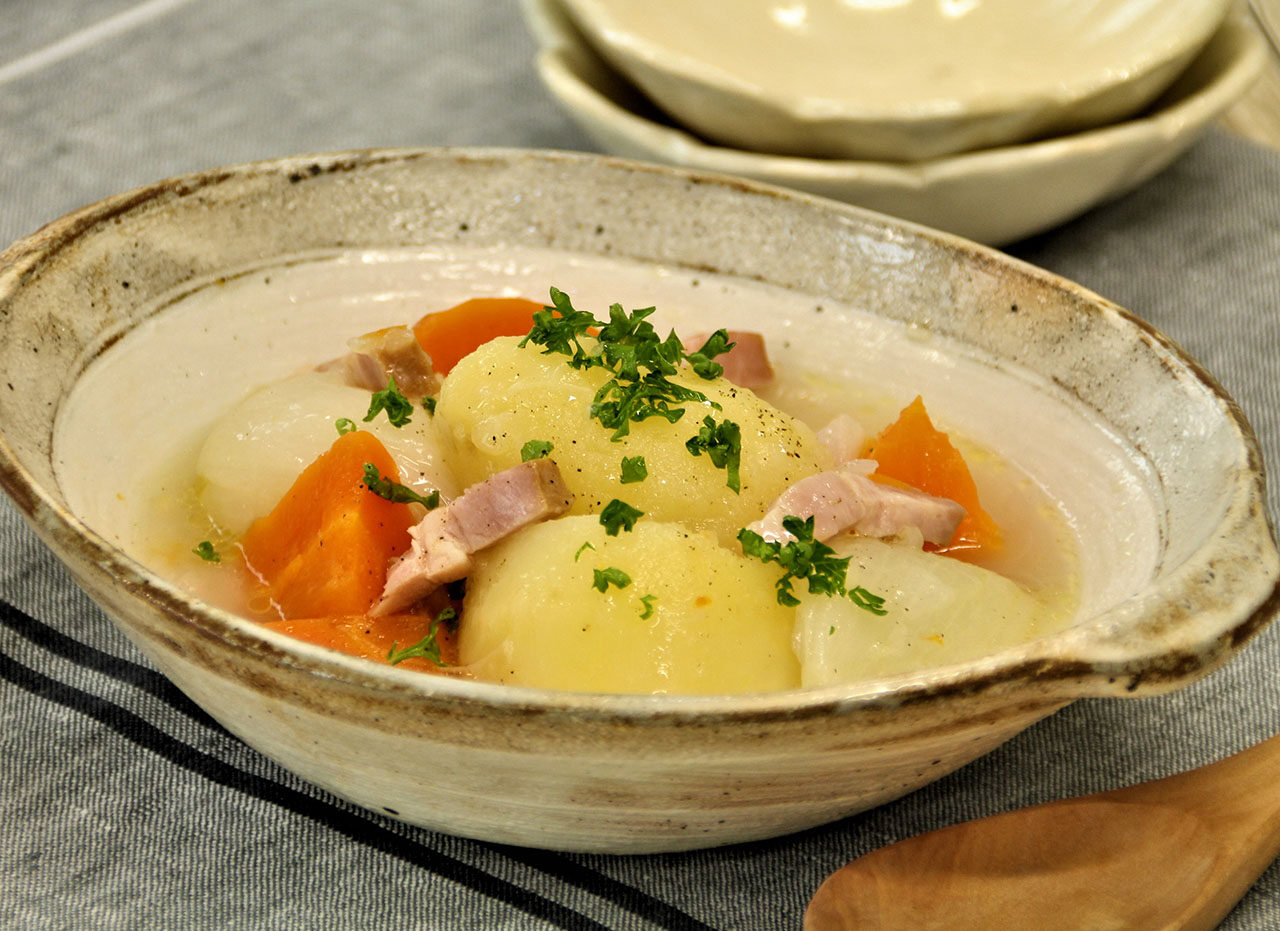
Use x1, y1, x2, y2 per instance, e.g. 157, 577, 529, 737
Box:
3, 2, 1279, 928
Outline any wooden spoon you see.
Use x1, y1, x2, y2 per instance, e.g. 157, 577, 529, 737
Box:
806, 735, 1280, 930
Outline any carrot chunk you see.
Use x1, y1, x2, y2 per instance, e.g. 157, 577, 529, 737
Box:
241, 430, 415, 618
262, 612, 460, 671
412, 296, 544, 376
863, 396, 1002, 558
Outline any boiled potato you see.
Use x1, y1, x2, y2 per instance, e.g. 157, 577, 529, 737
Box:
195, 371, 459, 534
458, 515, 800, 694
795, 535, 1073, 685
434, 337, 827, 545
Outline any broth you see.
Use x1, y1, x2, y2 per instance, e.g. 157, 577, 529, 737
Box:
54, 245, 1152, 688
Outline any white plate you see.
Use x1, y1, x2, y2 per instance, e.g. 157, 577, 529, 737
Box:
527, 0, 1264, 245
553, 0, 1234, 160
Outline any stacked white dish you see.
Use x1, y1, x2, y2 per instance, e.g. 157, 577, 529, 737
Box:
522, 0, 1264, 244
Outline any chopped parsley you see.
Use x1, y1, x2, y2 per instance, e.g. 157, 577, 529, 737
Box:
386, 608, 455, 666
334, 417, 357, 436
847, 586, 888, 615
362, 463, 440, 509
573, 541, 596, 561
521, 439, 554, 462
592, 375, 701, 440
519, 288, 734, 441
686, 329, 735, 380
422, 396, 437, 415
192, 541, 220, 564
738, 515, 887, 614
592, 566, 632, 592
364, 377, 414, 428
519, 287, 600, 366
619, 455, 648, 484
685, 415, 742, 493
638, 593, 658, 619
599, 499, 644, 535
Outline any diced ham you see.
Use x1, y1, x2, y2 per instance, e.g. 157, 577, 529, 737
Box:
684, 330, 774, 391
319, 325, 442, 400
817, 413, 866, 465
373, 458, 574, 615
747, 459, 965, 547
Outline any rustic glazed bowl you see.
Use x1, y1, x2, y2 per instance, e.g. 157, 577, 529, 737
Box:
551, 0, 1234, 160
0, 148, 1276, 853
525, 0, 1264, 245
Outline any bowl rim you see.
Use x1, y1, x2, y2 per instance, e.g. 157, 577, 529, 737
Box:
1, 146, 1277, 724
555, 0, 1235, 125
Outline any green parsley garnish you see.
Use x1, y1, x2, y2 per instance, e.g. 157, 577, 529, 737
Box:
591, 365, 707, 441
573, 541, 596, 561
599, 499, 644, 535
519, 288, 734, 441
386, 608, 455, 666
362, 463, 440, 509
592, 566, 632, 592
519, 287, 601, 366
738, 515, 888, 614
521, 439, 554, 462
423, 396, 438, 415
334, 417, 357, 436
685, 415, 742, 493
364, 377, 414, 428
619, 455, 648, 484
847, 585, 888, 614
638, 593, 657, 619
192, 541, 221, 564
686, 329, 735, 380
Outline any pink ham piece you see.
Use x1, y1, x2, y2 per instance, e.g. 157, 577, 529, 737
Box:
373, 458, 574, 615
684, 330, 774, 391
320, 325, 442, 400
748, 459, 966, 547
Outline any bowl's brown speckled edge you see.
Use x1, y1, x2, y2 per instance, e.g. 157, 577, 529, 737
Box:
0, 148, 1277, 852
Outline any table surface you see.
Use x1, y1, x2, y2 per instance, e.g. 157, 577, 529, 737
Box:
3, 3, 1280, 929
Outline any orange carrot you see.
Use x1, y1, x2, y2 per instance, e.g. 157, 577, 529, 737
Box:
863, 396, 1002, 558
241, 430, 415, 619
262, 612, 460, 672
412, 296, 544, 376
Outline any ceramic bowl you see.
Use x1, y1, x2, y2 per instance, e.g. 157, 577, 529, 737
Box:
0, 149, 1277, 853
528, 0, 1264, 245
552, 0, 1235, 161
